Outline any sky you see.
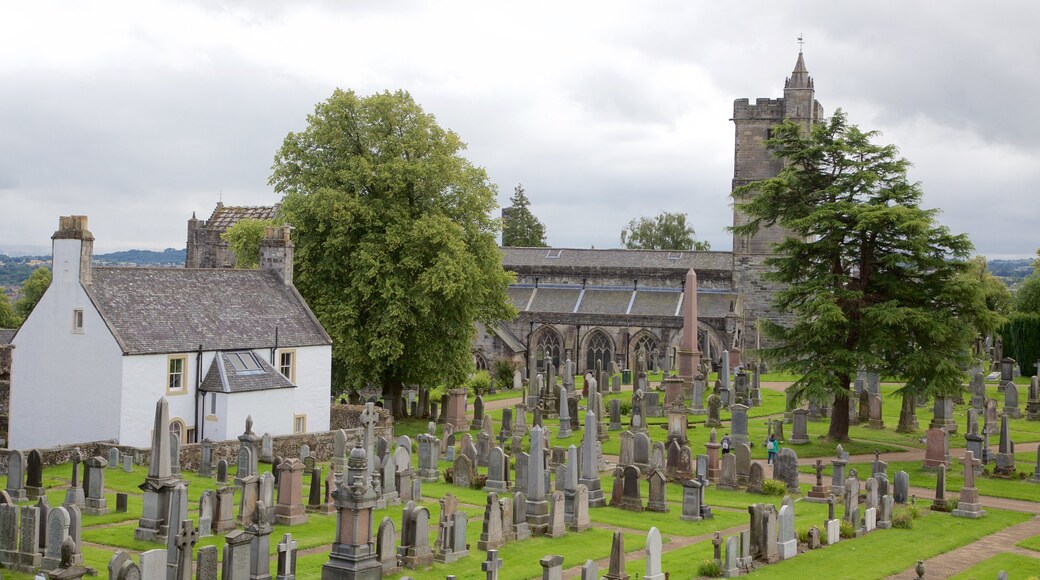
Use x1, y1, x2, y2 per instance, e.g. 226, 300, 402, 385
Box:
1, 1, 1038, 258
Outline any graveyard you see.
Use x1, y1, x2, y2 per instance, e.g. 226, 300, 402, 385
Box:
1, 360, 1039, 579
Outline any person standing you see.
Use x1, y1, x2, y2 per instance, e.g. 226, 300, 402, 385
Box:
767, 433, 778, 464
721, 432, 732, 455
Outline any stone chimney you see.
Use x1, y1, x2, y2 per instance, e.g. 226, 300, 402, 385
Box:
51, 215, 94, 285
258, 225, 294, 285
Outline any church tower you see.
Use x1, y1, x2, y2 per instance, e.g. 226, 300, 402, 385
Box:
730, 50, 824, 349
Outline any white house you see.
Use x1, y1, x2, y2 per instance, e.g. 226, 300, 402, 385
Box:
9, 216, 332, 449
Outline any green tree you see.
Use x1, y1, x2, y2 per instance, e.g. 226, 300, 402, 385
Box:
502, 184, 547, 247
733, 110, 1001, 441
270, 89, 517, 417
967, 256, 1012, 319
0, 293, 20, 328
221, 218, 278, 269
620, 211, 710, 251
1015, 275, 1040, 313
15, 267, 51, 320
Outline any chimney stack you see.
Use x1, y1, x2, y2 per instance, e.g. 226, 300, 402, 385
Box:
51, 215, 94, 285
259, 225, 294, 285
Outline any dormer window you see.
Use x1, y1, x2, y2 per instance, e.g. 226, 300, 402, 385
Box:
72, 309, 84, 333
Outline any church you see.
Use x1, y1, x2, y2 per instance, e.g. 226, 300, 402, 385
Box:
185, 51, 823, 378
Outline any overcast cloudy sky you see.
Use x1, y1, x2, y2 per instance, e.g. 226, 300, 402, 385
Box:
1, 1, 1037, 258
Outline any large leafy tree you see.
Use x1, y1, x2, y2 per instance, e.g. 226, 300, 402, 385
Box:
221, 218, 278, 269
502, 184, 547, 247
270, 89, 517, 416
620, 211, 710, 251
15, 267, 51, 321
733, 110, 1002, 441
0, 293, 19, 328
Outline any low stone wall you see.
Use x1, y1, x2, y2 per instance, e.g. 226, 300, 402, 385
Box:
0, 403, 394, 475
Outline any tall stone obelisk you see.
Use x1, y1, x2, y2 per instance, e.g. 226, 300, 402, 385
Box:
677, 268, 702, 388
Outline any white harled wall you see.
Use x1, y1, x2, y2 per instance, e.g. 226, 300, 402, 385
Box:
9, 238, 124, 449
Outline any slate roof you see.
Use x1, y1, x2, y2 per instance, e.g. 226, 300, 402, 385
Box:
501, 247, 731, 271
492, 324, 526, 353
508, 284, 735, 318
205, 203, 279, 231
199, 351, 295, 393
0, 329, 15, 345
86, 267, 331, 355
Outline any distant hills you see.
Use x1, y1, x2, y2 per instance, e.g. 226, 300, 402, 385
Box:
0, 249, 186, 288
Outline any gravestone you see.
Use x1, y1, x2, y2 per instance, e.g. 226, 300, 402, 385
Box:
930, 397, 957, 434
546, 490, 566, 538
730, 404, 750, 445
471, 395, 485, 431
579, 411, 606, 507
772, 448, 799, 493
452, 454, 474, 488
777, 504, 796, 560
478, 492, 505, 551
951, 451, 987, 518
790, 409, 810, 444
525, 426, 550, 534
609, 399, 622, 431
602, 531, 628, 580
808, 459, 829, 501
646, 470, 669, 513
511, 492, 531, 541
643, 527, 665, 580
619, 466, 643, 512
274, 458, 307, 526
134, 399, 181, 543
198, 490, 213, 537
540, 555, 565, 580
216, 460, 228, 484
922, 428, 950, 470
705, 394, 722, 428
717, 454, 738, 491
868, 395, 884, 429
746, 462, 764, 494
484, 447, 509, 493
680, 478, 703, 521
260, 433, 274, 464
398, 502, 434, 568
83, 456, 108, 515
5, 450, 26, 502
25, 450, 44, 500
417, 433, 440, 482
1004, 382, 1022, 418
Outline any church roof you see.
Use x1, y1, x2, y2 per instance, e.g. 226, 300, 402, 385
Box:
501, 247, 732, 272
204, 202, 280, 231
86, 267, 331, 355
199, 350, 296, 393
508, 285, 735, 319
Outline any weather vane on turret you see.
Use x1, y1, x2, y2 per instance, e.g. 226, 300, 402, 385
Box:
797, 34, 805, 52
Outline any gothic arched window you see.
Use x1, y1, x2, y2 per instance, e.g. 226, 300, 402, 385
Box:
634, 333, 660, 372
585, 331, 612, 372
474, 352, 489, 372
536, 330, 562, 371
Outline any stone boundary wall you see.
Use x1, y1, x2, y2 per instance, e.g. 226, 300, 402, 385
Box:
0, 403, 394, 475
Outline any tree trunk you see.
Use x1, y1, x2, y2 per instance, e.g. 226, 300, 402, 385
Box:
827, 374, 851, 441
386, 381, 407, 419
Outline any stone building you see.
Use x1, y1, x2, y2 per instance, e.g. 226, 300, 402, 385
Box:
186, 51, 821, 376
186, 202, 280, 268
479, 50, 822, 372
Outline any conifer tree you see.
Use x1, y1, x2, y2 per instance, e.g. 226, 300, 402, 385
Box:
502, 184, 547, 247
733, 110, 1002, 441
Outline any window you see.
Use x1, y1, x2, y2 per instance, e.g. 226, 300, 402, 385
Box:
278, 349, 296, 382
634, 333, 660, 372
169, 418, 185, 443
210, 393, 217, 414
167, 356, 188, 394
227, 351, 261, 372
585, 331, 612, 372
293, 414, 307, 434
536, 330, 562, 370
72, 309, 84, 333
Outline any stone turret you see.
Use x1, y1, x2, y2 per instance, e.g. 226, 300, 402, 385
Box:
731, 50, 825, 350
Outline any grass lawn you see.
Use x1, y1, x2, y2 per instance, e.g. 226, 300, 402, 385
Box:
949, 552, 1040, 579
800, 459, 1040, 503
1019, 533, 1040, 553
748, 508, 1030, 580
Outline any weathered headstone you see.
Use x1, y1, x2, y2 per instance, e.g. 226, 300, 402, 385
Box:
772, 448, 799, 493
